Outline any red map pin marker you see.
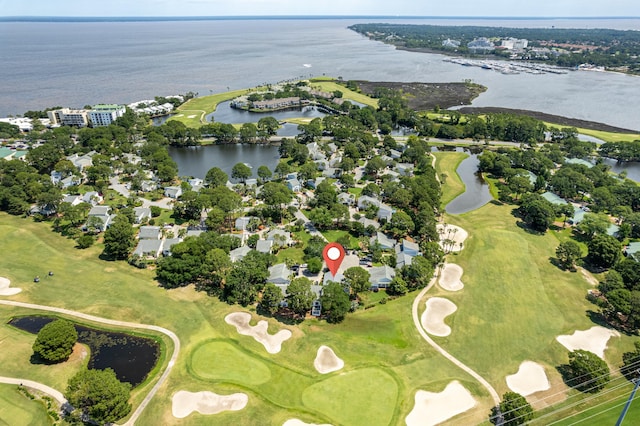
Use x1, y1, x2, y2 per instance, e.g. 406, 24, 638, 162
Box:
323, 242, 346, 277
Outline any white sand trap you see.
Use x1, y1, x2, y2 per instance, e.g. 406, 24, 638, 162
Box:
405, 381, 476, 426
187, 114, 197, 118
225, 312, 292, 354
556, 326, 620, 359
436, 224, 468, 252
283, 419, 332, 426
314, 345, 344, 374
172, 390, 248, 419
506, 361, 551, 396
439, 263, 464, 291
0, 277, 21, 296
421, 298, 457, 337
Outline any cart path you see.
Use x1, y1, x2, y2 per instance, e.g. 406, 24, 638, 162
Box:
412, 269, 501, 406
0, 376, 66, 405
0, 300, 180, 426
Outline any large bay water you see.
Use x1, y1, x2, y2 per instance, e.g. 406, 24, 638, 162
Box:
1, 18, 640, 130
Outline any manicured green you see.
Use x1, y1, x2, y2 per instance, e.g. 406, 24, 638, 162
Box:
432, 152, 468, 206
189, 341, 271, 385
321, 229, 359, 249
0, 213, 486, 426
302, 368, 398, 426
440, 203, 634, 392
169, 88, 263, 128
542, 121, 640, 143
0, 384, 51, 426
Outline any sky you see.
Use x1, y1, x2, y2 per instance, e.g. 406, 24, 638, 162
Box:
1, 0, 639, 17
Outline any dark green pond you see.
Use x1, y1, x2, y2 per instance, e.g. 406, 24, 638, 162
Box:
8, 316, 160, 387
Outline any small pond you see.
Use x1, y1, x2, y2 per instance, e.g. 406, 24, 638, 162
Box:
207, 101, 326, 124
8, 316, 160, 387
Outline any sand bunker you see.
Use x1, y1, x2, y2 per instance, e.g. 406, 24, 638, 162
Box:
225, 312, 292, 354
436, 224, 468, 253
187, 114, 197, 118
172, 390, 248, 419
506, 361, 551, 396
421, 298, 457, 337
439, 263, 464, 291
314, 345, 344, 374
0, 277, 21, 296
405, 381, 476, 426
283, 419, 332, 426
556, 326, 620, 359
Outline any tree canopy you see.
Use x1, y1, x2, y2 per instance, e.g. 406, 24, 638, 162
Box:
32, 319, 78, 363
66, 368, 132, 424
563, 349, 610, 393
490, 392, 534, 425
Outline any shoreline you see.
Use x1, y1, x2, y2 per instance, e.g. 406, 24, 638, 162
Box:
456, 106, 640, 134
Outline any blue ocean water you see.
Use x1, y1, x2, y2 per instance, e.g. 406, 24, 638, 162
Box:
1, 17, 639, 129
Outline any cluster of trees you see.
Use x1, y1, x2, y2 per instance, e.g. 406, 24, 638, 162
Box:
350, 23, 640, 70
600, 140, 640, 162
593, 258, 640, 330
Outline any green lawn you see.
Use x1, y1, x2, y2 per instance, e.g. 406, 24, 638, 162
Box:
0, 384, 52, 426
0, 213, 489, 425
542, 121, 640, 143
321, 229, 359, 250
169, 88, 262, 128
433, 151, 468, 207
308, 81, 379, 108
348, 187, 363, 196
436, 203, 636, 396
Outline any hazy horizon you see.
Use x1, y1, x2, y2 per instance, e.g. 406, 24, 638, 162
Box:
1, 0, 639, 18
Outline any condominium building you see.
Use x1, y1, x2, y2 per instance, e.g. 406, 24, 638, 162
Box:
47, 108, 90, 127
88, 104, 126, 127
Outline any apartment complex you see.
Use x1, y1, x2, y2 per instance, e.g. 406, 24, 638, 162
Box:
87, 104, 126, 126
47, 108, 90, 127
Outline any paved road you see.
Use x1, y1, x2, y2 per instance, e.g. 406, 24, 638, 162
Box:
0, 300, 180, 426
109, 176, 131, 198
0, 376, 67, 406
411, 271, 500, 406
294, 210, 327, 242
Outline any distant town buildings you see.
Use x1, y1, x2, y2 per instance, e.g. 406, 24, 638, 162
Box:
467, 37, 495, 53
501, 38, 528, 51
442, 38, 461, 48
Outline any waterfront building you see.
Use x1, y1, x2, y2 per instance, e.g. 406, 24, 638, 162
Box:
47, 108, 90, 127
88, 104, 126, 127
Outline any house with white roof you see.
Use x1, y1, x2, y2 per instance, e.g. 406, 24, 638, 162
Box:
164, 186, 182, 199
256, 239, 274, 254
133, 239, 163, 258
138, 226, 162, 240
370, 232, 397, 250
133, 207, 152, 224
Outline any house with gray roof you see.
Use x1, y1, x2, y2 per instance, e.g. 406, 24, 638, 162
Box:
62, 194, 83, 206
235, 216, 256, 231
133, 207, 152, 224
369, 265, 396, 289
133, 239, 163, 258
323, 271, 344, 285
337, 192, 355, 205
307, 176, 326, 189
267, 263, 292, 286
162, 238, 183, 256
396, 163, 414, 177
230, 245, 252, 262
377, 203, 395, 222
139, 226, 162, 240
267, 229, 292, 247
87, 205, 112, 232
82, 191, 103, 206
256, 239, 274, 254
357, 195, 381, 210
164, 186, 182, 199
358, 217, 380, 230
60, 175, 82, 189
286, 178, 301, 192
370, 232, 397, 250
390, 149, 402, 159
396, 239, 420, 257
395, 252, 414, 269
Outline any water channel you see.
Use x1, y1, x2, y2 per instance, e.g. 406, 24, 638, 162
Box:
441, 148, 494, 215
8, 316, 160, 387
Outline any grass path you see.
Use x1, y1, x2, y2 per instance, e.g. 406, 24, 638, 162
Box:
432, 151, 468, 207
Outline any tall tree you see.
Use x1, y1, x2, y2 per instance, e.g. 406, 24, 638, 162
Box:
320, 281, 351, 323
205, 166, 228, 188
103, 215, 136, 260
556, 240, 583, 270
66, 368, 132, 424
564, 349, 610, 393
231, 162, 252, 183
343, 267, 371, 294
32, 319, 78, 363
286, 277, 315, 317
490, 392, 534, 425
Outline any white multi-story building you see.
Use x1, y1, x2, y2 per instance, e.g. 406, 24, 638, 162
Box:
47, 108, 90, 127
88, 104, 126, 127
501, 38, 529, 51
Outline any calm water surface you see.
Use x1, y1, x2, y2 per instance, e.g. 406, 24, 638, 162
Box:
1, 18, 639, 129
169, 144, 280, 179
444, 151, 493, 214
9, 316, 159, 387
